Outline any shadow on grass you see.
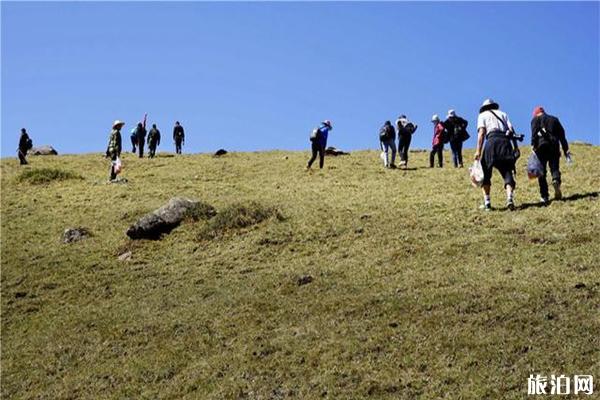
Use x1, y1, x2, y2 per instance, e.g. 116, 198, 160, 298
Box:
516, 191, 599, 211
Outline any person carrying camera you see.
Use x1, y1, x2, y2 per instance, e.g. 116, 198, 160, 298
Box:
531, 106, 571, 204
474, 99, 520, 211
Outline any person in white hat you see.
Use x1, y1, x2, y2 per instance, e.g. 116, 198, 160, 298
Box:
429, 114, 445, 168
444, 109, 469, 168
475, 99, 518, 210
396, 114, 418, 168
106, 120, 124, 181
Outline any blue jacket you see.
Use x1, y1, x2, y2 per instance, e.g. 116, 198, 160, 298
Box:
317, 124, 330, 147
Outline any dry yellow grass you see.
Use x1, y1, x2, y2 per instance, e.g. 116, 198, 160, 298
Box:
1, 145, 599, 399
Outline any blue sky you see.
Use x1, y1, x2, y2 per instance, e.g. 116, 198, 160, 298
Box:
1, 1, 599, 156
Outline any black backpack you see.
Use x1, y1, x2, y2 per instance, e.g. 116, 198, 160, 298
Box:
26, 138, 33, 150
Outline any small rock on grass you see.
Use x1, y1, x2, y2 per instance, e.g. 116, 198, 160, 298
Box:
63, 227, 91, 243
118, 251, 132, 261
297, 275, 313, 286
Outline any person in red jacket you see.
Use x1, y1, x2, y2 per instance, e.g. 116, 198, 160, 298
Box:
430, 114, 444, 168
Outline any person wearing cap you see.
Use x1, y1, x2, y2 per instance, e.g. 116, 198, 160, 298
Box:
444, 109, 469, 168
106, 120, 124, 181
396, 115, 417, 168
147, 123, 161, 158
475, 99, 518, 210
379, 120, 397, 168
429, 115, 445, 168
173, 121, 185, 154
134, 122, 147, 158
306, 120, 332, 170
17, 128, 32, 165
531, 106, 571, 204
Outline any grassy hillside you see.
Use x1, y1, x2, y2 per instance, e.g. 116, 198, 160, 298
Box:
1, 146, 599, 399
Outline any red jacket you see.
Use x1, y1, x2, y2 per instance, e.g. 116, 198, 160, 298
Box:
432, 122, 444, 146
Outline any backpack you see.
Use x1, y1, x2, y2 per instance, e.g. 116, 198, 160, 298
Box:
441, 123, 451, 144
405, 122, 417, 134
26, 138, 33, 150
309, 128, 320, 142
379, 125, 393, 142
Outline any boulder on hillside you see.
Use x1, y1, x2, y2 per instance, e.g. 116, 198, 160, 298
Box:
126, 197, 214, 240
29, 145, 58, 155
214, 149, 228, 156
325, 147, 349, 156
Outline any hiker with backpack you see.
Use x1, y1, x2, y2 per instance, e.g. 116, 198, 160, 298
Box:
531, 106, 571, 204
106, 120, 124, 181
444, 110, 469, 168
430, 115, 445, 168
396, 115, 417, 168
147, 123, 161, 158
379, 120, 397, 169
173, 121, 185, 154
474, 99, 519, 210
134, 122, 147, 158
306, 120, 333, 170
17, 128, 32, 165
130, 127, 137, 153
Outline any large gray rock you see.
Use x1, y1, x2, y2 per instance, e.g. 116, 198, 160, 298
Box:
29, 145, 58, 155
126, 197, 210, 240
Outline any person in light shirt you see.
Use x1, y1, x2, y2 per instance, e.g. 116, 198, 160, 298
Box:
474, 99, 518, 211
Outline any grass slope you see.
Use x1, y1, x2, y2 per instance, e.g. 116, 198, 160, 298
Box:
1, 146, 599, 399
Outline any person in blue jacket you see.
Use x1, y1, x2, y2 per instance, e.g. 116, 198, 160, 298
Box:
306, 120, 333, 170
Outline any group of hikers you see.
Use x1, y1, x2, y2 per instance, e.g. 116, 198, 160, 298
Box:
304, 98, 571, 210
16, 97, 572, 210
128, 118, 186, 159
377, 110, 468, 170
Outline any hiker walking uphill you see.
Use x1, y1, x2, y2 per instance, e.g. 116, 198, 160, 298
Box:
531, 106, 571, 204
396, 115, 417, 168
147, 124, 161, 158
430, 115, 445, 168
173, 121, 185, 154
444, 110, 469, 168
475, 99, 520, 210
306, 120, 333, 170
379, 120, 397, 168
106, 120, 124, 181
17, 128, 32, 165
134, 122, 147, 158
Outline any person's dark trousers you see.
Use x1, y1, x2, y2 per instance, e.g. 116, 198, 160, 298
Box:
398, 134, 411, 163
450, 140, 463, 167
536, 145, 561, 199
307, 142, 325, 169
109, 155, 117, 180
18, 149, 28, 165
137, 138, 144, 158
429, 144, 443, 168
175, 138, 183, 154
148, 143, 156, 158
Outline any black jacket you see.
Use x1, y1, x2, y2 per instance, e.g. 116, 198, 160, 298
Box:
531, 113, 568, 155
380, 123, 396, 141
18, 133, 31, 151
444, 116, 468, 142
173, 125, 185, 141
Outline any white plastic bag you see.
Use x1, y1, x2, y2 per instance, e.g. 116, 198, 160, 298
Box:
380, 151, 387, 166
113, 157, 122, 175
469, 160, 484, 187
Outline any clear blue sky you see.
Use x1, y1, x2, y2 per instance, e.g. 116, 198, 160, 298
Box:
2, 1, 599, 156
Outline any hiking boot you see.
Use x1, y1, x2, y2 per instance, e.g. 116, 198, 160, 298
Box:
480, 203, 492, 211
506, 199, 515, 211
553, 182, 562, 200
390, 164, 397, 169
540, 197, 549, 206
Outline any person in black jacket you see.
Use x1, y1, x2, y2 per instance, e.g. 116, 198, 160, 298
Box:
444, 110, 469, 168
173, 121, 185, 154
531, 106, 571, 203
18, 128, 32, 165
135, 122, 147, 158
147, 124, 161, 158
379, 120, 397, 168
396, 115, 417, 168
